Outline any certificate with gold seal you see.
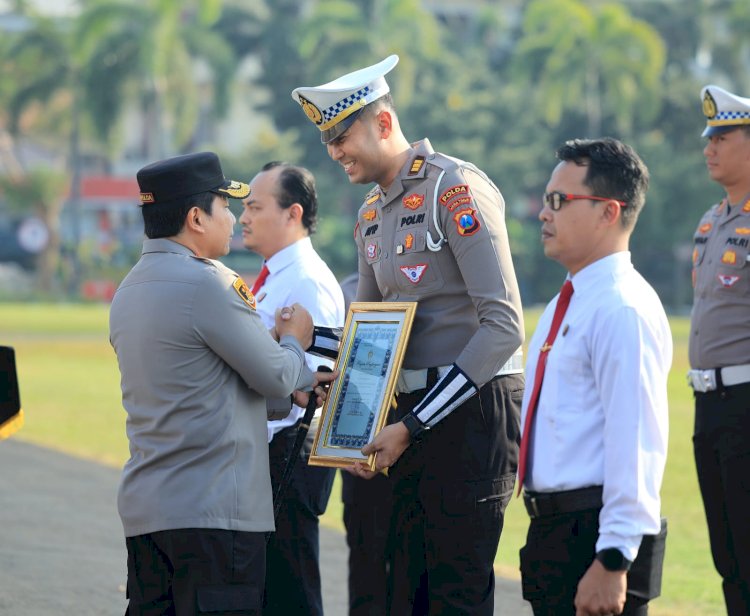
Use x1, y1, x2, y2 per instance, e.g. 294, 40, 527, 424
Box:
309, 302, 416, 470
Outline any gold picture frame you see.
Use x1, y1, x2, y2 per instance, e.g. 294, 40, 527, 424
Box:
309, 302, 417, 470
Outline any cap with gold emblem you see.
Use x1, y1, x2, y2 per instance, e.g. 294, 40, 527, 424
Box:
701, 85, 750, 137
136, 151, 250, 206
291, 55, 399, 144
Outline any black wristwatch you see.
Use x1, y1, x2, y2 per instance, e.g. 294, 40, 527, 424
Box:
401, 413, 429, 442
596, 548, 632, 572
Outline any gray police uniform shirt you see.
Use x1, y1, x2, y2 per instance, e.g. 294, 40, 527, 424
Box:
354, 138, 524, 387
109, 238, 313, 537
689, 193, 750, 369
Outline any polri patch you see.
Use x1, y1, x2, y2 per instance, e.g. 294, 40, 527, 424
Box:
232, 277, 256, 310
743, 199, 750, 213
698, 223, 712, 234
400, 264, 428, 284
403, 193, 425, 210
363, 209, 377, 222
453, 208, 481, 236
721, 250, 737, 265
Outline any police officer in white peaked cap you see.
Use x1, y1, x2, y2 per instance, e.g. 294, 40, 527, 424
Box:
690, 84, 750, 616
293, 56, 525, 615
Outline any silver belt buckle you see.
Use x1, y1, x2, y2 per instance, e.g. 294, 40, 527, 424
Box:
687, 369, 716, 393
525, 495, 540, 518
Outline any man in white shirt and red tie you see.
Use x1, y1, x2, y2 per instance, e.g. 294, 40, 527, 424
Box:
240, 161, 345, 616
518, 138, 672, 616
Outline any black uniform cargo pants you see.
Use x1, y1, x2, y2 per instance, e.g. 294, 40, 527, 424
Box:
125, 528, 265, 616
694, 383, 750, 616
387, 372, 523, 615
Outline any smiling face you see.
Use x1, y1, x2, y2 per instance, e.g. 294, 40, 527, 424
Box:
326, 113, 390, 186
539, 161, 612, 274
703, 128, 750, 194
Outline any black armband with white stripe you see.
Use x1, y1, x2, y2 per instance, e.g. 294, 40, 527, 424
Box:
411, 364, 478, 428
308, 326, 343, 360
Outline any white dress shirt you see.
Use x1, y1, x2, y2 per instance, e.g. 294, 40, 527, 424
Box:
521, 252, 671, 559
253, 237, 345, 442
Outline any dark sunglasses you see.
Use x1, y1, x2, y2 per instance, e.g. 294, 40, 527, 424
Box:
543, 191, 628, 211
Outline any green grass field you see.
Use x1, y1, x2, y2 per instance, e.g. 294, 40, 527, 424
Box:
0, 302, 723, 615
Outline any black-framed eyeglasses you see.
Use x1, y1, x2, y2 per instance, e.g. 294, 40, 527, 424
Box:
542, 191, 628, 211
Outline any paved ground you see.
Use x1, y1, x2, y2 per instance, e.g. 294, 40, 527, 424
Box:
0, 439, 531, 615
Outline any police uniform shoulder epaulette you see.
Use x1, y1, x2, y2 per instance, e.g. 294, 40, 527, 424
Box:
424, 151, 467, 175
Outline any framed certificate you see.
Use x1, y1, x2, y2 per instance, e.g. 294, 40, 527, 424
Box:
309, 302, 417, 470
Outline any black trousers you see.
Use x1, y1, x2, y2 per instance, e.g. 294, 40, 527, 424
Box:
387, 373, 523, 615
264, 420, 335, 616
342, 471, 394, 616
519, 508, 666, 616
125, 528, 266, 616
694, 383, 750, 616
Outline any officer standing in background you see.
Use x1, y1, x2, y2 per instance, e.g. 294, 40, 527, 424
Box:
110, 152, 334, 616
518, 138, 670, 616
239, 161, 345, 616
292, 55, 525, 615
689, 85, 750, 616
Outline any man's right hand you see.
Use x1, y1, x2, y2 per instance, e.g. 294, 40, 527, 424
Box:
275, 303, 313, 349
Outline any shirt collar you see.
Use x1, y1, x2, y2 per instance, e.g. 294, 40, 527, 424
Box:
568, 251, 633, 296
142, 238, 196, 257
264, 237, 314, 275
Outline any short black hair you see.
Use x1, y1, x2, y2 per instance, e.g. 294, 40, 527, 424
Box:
360, 93, 395, 119
142, 191, 215, 239
261, 162, 318, 234
556, 137, 649, 229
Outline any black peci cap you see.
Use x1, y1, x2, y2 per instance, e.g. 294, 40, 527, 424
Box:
136, 151, 250, 206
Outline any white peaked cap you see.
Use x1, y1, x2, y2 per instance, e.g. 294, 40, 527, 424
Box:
701, 84, 750, 137
292, 55, 399, 143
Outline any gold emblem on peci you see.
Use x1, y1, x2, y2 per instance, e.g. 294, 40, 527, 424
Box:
299, 96, 323, 125
702, 90, 717, 119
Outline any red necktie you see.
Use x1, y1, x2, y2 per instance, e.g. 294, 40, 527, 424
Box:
250, 264, 270, 295
517, 279, 574, 495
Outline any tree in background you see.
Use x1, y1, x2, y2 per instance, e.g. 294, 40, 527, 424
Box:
511, 0, 665, 136
76, 0, 236, 159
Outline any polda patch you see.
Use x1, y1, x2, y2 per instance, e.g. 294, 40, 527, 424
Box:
439, 184, 469, 208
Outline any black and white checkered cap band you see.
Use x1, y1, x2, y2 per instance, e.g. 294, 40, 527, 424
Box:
308, 326, 342, 360
713, 111, 750, 121
413, 364, 478, 427
322, 86, 372, 124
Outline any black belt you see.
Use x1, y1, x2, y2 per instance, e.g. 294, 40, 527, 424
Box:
524, 486, 603, 519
